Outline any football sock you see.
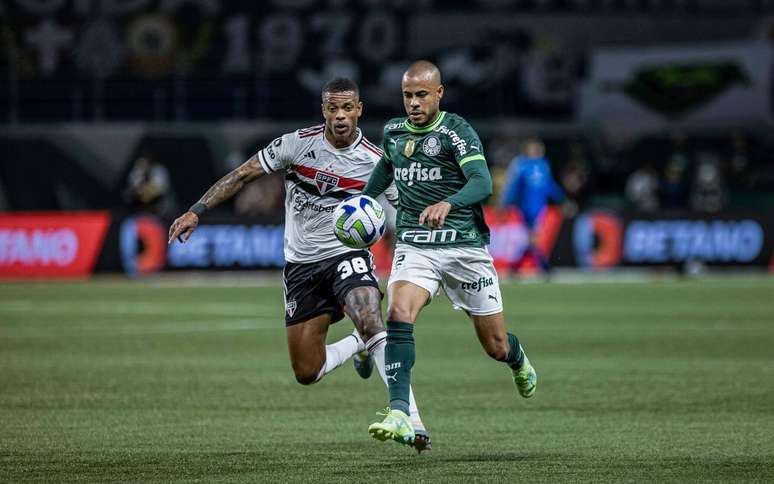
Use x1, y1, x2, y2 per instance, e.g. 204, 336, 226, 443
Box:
367, 331, 424, 431
505, 332, 525, 370
385, 321, 415, 416
314, 331, 363, 382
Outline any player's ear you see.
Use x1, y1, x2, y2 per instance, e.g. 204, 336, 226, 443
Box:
437, 84, 444, 100
357, 101, 363, 117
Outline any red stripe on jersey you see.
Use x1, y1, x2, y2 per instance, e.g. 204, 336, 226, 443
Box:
299, 130, 323, 139
298, 124, 323, 133
299, 125, 325, 138
294, 164, 366, 191
360, 139, 383, 157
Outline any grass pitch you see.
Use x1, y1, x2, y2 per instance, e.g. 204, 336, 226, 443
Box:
1, 276, 773, 482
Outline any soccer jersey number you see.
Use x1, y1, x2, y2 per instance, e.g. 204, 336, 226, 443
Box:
337, 257, 369, 279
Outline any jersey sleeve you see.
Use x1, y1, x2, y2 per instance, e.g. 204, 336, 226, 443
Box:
450, 118, 487, 167
255, 131, 299, 174
363, 130, 396, 200
383, 181, 399, 207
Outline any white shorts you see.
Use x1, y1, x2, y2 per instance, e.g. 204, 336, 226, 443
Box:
388, 244, 503, 316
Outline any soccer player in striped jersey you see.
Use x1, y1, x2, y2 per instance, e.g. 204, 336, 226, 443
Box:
168, 78, 431, 452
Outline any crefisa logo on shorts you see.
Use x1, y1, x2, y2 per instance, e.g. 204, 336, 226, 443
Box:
461, 276, 495, 292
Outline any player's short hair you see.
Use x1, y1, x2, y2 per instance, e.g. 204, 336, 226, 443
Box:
322, 78, 359, 98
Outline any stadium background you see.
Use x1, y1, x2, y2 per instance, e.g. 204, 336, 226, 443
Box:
1, 1, 773, 482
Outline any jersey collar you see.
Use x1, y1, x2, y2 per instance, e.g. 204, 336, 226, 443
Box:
404, 111, 446, 134
323, 128, 363, 152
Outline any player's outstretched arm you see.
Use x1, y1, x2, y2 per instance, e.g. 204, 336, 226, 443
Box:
363, 157, 394, 199
168, 155, 267, 244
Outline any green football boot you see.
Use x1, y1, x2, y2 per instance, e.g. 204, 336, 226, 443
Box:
353, 350, 374, 379
512, 348, 537, 398
368, 408, 415, 445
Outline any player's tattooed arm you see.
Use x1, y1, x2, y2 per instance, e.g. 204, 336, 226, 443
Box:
344, 286, 385, 341
168, 155, 266, 243
197, 155, 267, 209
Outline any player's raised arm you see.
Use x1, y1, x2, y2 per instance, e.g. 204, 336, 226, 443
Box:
168, 155, 266, 244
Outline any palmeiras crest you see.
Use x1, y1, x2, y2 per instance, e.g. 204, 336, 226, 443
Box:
422, 136, 441, 156
315, 172, 340, 195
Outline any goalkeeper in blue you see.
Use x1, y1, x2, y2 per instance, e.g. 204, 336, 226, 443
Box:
362, 61, 538, 447
500, 137, 564, 273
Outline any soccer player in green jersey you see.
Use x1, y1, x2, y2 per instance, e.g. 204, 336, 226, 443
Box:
362, 60, 538, 446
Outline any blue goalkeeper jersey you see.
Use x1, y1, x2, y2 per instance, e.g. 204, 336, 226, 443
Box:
501, 155, 564, 227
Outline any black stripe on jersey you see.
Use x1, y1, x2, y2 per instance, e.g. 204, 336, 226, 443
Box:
349, 129, 364, 149
257, 150, 275, 174
285, 173, 355, 200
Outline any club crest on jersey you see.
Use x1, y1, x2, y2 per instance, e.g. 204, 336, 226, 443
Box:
315, 172, 340, 195
422, 135, 441, 157
404, 139, 416, 158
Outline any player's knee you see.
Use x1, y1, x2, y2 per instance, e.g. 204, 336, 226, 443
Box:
387, 304, 415, 323
292, 365, 321, 385
352, 312, 384, 340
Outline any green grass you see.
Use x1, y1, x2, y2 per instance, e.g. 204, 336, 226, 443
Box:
1, 277, 773, 482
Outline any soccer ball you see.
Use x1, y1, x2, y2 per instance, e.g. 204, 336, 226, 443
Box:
333, 195, 386, 248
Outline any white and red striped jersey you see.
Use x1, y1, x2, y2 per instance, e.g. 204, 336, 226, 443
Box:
255, 125, 397, 264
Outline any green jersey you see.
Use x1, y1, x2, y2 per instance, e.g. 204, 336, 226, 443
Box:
378, 111, 491, 248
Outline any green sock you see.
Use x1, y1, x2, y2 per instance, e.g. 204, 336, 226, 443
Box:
385, 321, 414, 415
506, 333, 525, 370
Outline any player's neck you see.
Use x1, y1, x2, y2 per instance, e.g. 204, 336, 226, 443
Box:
408, 110, 441, 129
324, 127, 358, 149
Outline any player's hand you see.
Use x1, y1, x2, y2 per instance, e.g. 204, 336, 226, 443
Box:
419, 201, 452, 229
168, 211, 199, 244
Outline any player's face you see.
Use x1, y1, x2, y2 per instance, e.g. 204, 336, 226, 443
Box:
525, 141, 545, 158
402, 75, 443, 126
322, 91, 362, 147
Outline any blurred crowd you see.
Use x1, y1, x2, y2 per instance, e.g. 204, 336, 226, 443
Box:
124, 129, 770, 219
623, 133, 748, 214
487, 129, 769, 216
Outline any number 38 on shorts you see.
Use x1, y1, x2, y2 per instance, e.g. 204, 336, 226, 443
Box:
337, 256, 372, 279
282, 250, 381, 327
